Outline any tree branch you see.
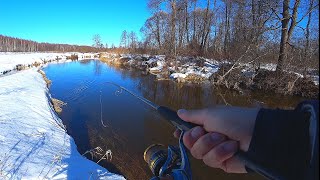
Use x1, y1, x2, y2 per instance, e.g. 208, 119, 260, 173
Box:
296, 3, 319, 24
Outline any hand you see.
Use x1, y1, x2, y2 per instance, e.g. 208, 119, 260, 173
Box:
174, 106, 260, 173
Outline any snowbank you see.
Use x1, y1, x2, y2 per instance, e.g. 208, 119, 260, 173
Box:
170, 73, 187, 79
0, 69, 125, 179
0, 52, 98, 74
170, 61, 219, 80
100, 52, 319, 86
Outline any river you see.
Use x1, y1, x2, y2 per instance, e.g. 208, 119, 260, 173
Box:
44, 59, 304, 180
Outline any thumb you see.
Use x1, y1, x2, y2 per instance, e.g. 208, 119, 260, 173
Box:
177, 109, 207, 126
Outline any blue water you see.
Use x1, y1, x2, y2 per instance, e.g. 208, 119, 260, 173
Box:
44, 60, 300, 179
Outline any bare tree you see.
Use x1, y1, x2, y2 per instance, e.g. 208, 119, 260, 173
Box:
170, 0, 177, 55
276, 0, 300, 72
303, 0, 315, 72
134, 0, 317, 73
129, 31, 138, 51
223, 0, 232, 57
92, 34, 103, 49
120, 30, 128, 48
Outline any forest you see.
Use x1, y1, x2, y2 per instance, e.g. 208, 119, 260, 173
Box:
117, 0, 319, 72
0, 35, 100, 52
1, 0, 319, 73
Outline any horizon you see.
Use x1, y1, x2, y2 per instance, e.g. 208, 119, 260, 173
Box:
0, 0, 150, 46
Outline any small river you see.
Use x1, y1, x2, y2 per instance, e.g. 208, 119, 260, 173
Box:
44, 59, 304, 180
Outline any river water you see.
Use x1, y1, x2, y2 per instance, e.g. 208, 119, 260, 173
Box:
44, 60, 304, 180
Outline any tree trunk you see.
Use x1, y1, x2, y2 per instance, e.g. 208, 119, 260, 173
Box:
200, 0, 210, 54
276, 0, 290, 72
156, 14, 161, 49
185, 0, 189, 44
303, 0, 314, 74
223, 1, 231, 57
192, 0, 197, 42
287, 0, 301, 41
171, 0, 177, 55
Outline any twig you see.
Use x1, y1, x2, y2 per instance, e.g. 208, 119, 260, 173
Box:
82, 147, 112, 163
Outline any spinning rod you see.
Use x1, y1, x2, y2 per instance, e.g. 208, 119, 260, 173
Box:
105, 82, 283, 180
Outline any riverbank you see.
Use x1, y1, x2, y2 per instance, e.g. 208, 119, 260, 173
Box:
0, 52, 99, 75
100, 53, 319, 99
0, 53, 125, 179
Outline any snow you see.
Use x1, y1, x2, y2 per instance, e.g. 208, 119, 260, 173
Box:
170, 73, 187, 79
170, 61, 219, 80
145, 57, 158, 64
98, 53, 319, 85
149, 60, 166, 72
0, 69, 125, 179
309, 75, 319, 86
260, 63, 277, 71
0, 52, 98, 74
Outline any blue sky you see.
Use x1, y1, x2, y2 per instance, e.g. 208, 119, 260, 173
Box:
0, 0, 150, 46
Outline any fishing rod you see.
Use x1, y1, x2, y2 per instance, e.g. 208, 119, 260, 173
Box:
105, 82, 283, 180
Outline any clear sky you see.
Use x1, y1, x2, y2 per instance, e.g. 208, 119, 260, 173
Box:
0, 0, 150, 46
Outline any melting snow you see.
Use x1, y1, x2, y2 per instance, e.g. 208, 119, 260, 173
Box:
0, 52, 98, 75
0, 55, 125, 179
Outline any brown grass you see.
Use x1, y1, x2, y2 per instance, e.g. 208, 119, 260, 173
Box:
38, 70, 52, 88
51, 98, 66, 114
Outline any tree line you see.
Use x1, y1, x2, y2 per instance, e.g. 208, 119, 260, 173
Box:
118, 0, 319, 72
0, 35, 101, 52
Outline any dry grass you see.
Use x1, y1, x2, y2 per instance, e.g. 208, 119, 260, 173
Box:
51, 98, 66, 114
38, 70, 52, 88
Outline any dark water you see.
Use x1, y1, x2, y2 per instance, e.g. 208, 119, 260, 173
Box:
44, 60, 304, 180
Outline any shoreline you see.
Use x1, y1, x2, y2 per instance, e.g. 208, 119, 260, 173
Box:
0, 52, 99, 75
0, 53, 125, 179
99, 53, 319, 99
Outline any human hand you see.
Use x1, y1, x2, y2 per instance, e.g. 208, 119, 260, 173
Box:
174, 106, 260, 173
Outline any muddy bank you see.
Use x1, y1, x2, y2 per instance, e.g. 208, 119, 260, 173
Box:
212, 64, 319, 98
100, 53, 319, 99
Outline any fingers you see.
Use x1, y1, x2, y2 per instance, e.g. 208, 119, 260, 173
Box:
173, 129, 181, 138
173, 127, 245, 173
190, 132, 226, 159
202, 140, 238, 171
182, 126, 206, 150
223, 156, 247, 173
177, 109, 208, 126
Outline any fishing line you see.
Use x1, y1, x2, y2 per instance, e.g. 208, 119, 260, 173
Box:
104, 82, 159, 110
99, 88, 108, 128
103, 82, 280, 180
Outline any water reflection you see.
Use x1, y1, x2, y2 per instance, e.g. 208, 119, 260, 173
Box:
44, 60, 304, 180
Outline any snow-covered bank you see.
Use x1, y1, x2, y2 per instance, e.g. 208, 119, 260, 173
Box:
101, 53, 319, 98
0, 69, 125, 179
0, 52, 99, 75
101, 53, 319, 86
101, 53, 221, 82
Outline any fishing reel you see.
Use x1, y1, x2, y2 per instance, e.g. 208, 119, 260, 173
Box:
144, 132, 192, 180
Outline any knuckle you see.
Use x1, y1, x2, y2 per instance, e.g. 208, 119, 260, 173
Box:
183, 134, 192, 149
204, 149, 224, 165
220, 162, 229, 172
190, 147, 201, 159
203, 157, 220, 168
213, 153, 224, 163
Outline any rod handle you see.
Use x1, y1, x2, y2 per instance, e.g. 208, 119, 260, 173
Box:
157, 106, 198, 131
